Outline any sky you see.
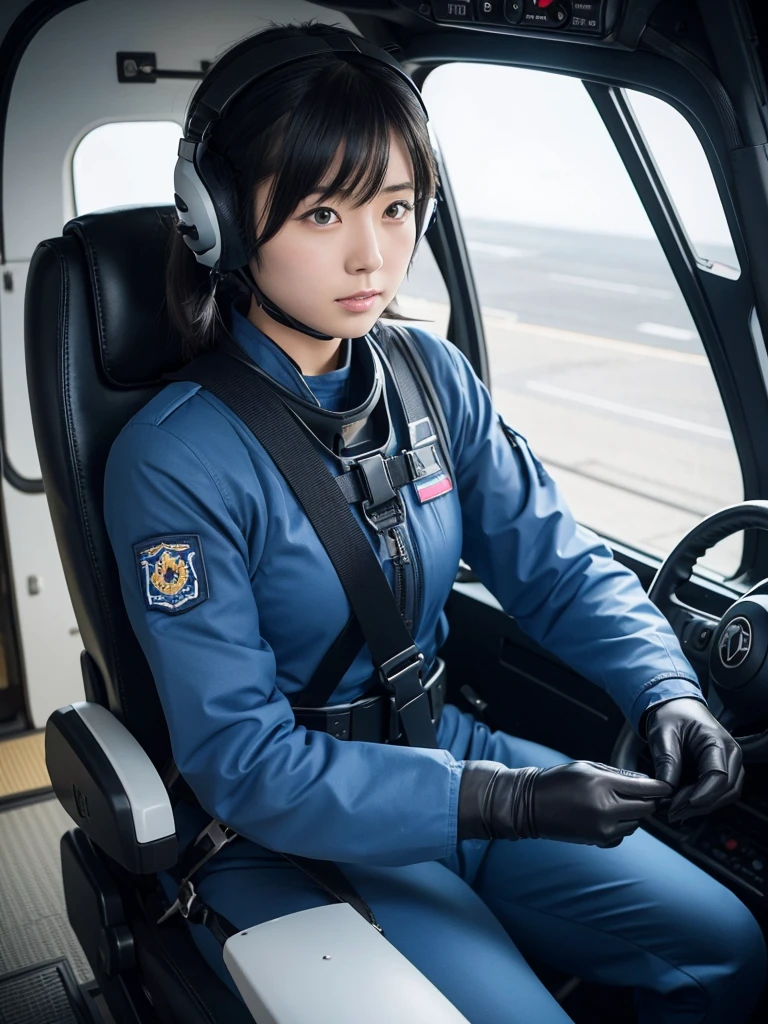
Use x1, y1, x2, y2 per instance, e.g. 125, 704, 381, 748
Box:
72, 61, 737, 262
422, 63, 735, 254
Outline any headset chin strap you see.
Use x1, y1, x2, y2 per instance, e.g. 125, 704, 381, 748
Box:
230, 266, 335, 341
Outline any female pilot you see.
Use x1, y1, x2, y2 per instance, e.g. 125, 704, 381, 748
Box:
104, 19, 766, 1024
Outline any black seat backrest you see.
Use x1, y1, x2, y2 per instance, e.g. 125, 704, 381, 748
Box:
25, 205, 192, 768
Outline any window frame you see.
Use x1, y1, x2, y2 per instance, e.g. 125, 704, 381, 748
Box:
409, 39, 768, 586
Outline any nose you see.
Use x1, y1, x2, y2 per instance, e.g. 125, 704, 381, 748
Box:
344, 214, 384, 276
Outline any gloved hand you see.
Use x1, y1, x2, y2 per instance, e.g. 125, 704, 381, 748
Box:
644, 697, 744, 823
458, 759, 671, 848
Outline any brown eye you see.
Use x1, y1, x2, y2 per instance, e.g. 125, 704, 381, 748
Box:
386, 201, 413, 220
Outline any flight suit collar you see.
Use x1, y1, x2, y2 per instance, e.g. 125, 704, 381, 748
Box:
229, 302, 352, 407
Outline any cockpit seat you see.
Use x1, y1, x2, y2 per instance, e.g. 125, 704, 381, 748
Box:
24, 206, 469, 1024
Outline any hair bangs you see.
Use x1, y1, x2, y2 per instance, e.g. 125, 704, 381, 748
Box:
253, 58, 433, 258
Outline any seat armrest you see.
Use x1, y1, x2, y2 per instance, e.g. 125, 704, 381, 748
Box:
223, 902, 470, 1023
46, 702, 177, 873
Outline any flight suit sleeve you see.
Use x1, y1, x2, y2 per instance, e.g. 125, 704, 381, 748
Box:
104, 419, 462, 865
415, 331, 706, 734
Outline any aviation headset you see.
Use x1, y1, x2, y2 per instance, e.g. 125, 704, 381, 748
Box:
173, 31, 438, 340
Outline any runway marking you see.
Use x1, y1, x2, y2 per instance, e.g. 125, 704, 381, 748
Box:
525, 380, 732, 440
482, 307, 519, 322
468, 241, 537, 259
479, 315, 708, 365
548, 273, 674, 300
396, 294, 708, 365
636, 322, 697, 342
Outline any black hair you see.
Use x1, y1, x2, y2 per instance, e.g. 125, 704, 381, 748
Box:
167, 19, 439, 357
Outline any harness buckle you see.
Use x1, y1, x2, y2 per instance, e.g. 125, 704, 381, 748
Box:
380, 647, 427, 743
157, 819, 239, 926
194, 819, 238, 855
405, 444, 441, 481
357, 452, 395, 505
177, 879, 198, 920
357, 453, 405, 532
157, 879, 198, 925
408, 416, 437, 449
380, 645, 425, 691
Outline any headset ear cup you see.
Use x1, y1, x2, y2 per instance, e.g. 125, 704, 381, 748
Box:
173, 152, 222, 267
194, 141, 249, 271
415, 196, 437, 247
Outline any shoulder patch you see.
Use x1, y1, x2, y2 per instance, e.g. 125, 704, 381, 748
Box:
134, 534, 209, 614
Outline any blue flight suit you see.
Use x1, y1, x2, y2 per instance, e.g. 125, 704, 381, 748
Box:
104, 305, 765, 1023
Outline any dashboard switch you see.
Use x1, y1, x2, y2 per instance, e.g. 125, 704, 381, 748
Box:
477, 0, 505, 20
548, 3, 569, 24
433, 0, 475, 21
504, 0, 524, 23
692, 625, 713, 651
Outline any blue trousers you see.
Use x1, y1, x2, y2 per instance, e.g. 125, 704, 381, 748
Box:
161, 706, 766, 1023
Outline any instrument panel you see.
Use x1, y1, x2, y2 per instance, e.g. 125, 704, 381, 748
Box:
397, 0, 621, 41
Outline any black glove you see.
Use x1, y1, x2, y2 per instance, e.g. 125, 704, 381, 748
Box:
458, 759, 671, 848
644, 697, 744, 823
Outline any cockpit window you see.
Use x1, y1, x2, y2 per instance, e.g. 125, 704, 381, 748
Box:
623, 89, 740, 277
72, 120, 181, 215
422, 63, 743, 579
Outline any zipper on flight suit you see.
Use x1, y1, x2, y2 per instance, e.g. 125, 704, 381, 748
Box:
407, 523, 423, 634
385, 522, 423, 634
386, 526, 410, 624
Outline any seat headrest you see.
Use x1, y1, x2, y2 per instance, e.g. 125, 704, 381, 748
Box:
26, 203, 209, 767
63, 206, 190, 386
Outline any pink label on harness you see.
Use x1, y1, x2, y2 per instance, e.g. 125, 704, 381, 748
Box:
414, 472, 454, 504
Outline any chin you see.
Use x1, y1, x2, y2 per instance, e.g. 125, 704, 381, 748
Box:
328, 309, 382, 337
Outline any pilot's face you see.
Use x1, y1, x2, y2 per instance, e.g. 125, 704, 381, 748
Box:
249, 130, 417, 340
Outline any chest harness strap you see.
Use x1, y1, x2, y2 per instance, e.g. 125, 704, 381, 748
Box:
335, 325, 454, 523
158, 325, 452, 943
288, 325, 455, 712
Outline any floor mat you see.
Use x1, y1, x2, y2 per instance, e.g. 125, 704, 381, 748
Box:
0, 733, 50, 801
0, 957, 91, 1023
0, 798, 92, 985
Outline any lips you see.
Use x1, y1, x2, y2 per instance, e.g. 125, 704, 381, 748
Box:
335, 292, 381, 313
337, 290, 380, 301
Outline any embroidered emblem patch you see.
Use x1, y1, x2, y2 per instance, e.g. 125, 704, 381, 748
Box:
134, 535, 208, 614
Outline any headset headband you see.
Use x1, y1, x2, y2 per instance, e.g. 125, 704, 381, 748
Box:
173, 31, 438, 272
185, 33, 431, 143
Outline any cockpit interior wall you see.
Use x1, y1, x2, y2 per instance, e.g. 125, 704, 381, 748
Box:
0, 0, 357, 729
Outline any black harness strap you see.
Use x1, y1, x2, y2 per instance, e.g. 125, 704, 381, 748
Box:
288, 326, 454, 711
379, 325, 455, 480
289, 613, 365, 710
169, 349, 436, 747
